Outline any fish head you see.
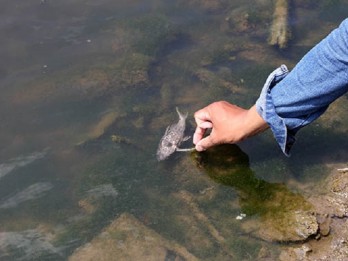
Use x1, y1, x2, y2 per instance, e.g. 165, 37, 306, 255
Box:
156, 139, 177, 161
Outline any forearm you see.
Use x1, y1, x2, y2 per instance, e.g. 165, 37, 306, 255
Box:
256, 18, 348, 155
242, 105, 269, 140
272, 18, 348, 121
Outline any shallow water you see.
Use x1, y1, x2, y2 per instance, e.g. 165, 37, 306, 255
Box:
0, 0, 347, 260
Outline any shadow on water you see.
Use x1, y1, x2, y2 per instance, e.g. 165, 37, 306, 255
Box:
244, 118, 348, 183
194, 144, 312, 217
0, 0, 347, 259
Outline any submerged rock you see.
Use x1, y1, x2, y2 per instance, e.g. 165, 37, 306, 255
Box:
224, 7, 254, 33
278, 166, 348, 260
279, 244, 312, 261
109, 53, 152, 88
173, 190, 235, 259
0, 182, 53, 209
73, 69, 110, 93
86, 184, 118, 198
75, 111, 120, 147
194, 68, 245, 94
0, 228, 61, 260
160, 83, 173, 110
0, 149, 48, 181
279, 218, 348, 261
78, 184, 118, 215
176, 192, 219, 231
110, 134, 132, 145
242, 210, 318, 242
307, 169, 348, 218
195, 144, 318, 242
268, 0, 291, 48
178, 0, 226, 13
68, 213, 199, 261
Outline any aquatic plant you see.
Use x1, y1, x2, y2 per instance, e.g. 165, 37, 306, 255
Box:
194, 144, 317, 241
106, 52, 153, 88
123, 14, 178, 56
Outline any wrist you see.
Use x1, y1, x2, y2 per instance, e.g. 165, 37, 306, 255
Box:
241, 105, 269, 140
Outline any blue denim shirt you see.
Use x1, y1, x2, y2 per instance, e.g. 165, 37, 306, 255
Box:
256, 18, 348, 156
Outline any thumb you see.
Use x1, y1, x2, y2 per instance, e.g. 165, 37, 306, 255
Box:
195, 134, 215, 151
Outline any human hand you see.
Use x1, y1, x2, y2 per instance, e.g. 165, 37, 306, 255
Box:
193, 101, 269, 151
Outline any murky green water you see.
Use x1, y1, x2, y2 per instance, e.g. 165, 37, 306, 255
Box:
0, 0, 347, 260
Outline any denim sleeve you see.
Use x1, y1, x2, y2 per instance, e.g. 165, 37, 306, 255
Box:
256, 18, 348, 156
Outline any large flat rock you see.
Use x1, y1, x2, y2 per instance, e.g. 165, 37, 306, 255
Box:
69, 213, 199, 261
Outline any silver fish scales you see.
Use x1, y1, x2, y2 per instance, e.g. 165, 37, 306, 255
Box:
156, 107, 194, 161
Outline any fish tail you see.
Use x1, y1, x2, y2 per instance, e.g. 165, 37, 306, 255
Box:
176, 107, 188, 120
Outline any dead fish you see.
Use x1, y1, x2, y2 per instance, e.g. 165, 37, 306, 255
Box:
0, 182, 53, 209
156, 107, 195, 161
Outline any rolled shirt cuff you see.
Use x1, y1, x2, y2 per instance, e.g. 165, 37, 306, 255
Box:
255, 65, 295, 156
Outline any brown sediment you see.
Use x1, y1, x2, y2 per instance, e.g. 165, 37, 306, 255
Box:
75, 111, 125, 146
160, 83, 173, 110
268, 0, 291, 49
194, 68, 247, 94
174, 190, 235, 259
176, 190, 225, 242
68, 213, 199, 261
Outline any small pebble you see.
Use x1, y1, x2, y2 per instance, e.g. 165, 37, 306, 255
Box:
236, 213, 246, 220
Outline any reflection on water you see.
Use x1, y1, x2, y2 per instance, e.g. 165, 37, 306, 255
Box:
0, 182, 53, 209
195, 145, 317, 242
0, 149, 48, 180
0, 0, 347, 260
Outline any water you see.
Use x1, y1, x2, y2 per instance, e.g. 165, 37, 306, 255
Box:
0, 0, 347, 260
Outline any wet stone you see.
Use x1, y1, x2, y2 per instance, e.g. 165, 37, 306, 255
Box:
68, 213, 199, 261
307, 170, 348, 218
243, 210, 318, 242
317, 215, 331, 237
257, 246, 271, 259
279, 244, 312, 261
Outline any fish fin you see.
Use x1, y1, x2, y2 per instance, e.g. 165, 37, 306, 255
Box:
183, 136, 191, 141
176, 107, 188, 120
164, 125, 171, 135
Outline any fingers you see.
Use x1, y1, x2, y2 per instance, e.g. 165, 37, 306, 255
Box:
193, 108, 211, 145
193, 121, 213, 145
194, 109, 211, 123
193, 103, 219, 151
193, 101, 250, 151
199, 121, 213, 129
195, 135, 215, 151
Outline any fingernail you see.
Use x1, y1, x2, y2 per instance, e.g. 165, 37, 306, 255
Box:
196, 145, 204, 152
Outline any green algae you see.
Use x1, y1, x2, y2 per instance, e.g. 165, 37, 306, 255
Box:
0, 0, 346, 260
54, 147, 148, 248
225, 237, 262, 260
194, 144, 314, 228
107, 52, 153, 88
110, 134, 131, 144
122, 13, 178, 56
